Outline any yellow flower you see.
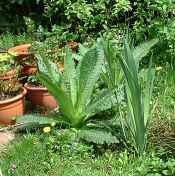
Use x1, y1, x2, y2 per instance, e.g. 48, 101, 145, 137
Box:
43, 127, 51, 133
156, 66, 163, 71
51, 122, 56, 127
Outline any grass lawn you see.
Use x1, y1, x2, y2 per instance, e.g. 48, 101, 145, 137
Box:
0, 131, 175, 176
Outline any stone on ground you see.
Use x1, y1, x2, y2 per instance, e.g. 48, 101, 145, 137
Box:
0, 132, 14, 148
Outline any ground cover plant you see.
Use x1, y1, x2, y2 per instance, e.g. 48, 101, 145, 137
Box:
1, 132, 175, 176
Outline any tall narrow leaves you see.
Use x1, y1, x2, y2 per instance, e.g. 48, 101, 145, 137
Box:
100, 39, 123, 90
119, 38, 155, 155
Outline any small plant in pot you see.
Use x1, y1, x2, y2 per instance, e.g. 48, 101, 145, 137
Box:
0, 53, 19, 80
0, 79, 27, 125
13, 45, 38, 78
24, 75, 58, 110
8, 43, 32, 60
18, 53, 37, 79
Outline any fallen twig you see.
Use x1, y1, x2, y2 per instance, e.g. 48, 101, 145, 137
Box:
0, 123, 26, 132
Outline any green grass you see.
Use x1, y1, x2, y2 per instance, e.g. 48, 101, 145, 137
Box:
1, 132, 175, 176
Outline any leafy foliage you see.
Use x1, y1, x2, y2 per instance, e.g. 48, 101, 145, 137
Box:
35, 44, 118, 127
1, 0, 174, 61
0, 80, 22, 100
133, 38, 158, 63
78, 129, 119, 145
18, 42, 118, 144
99, 37, 157, 155
119, 38, 155, 155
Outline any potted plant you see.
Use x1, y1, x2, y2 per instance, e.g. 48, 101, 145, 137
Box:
0, 53, 19, 80
0, 79, 27, 125
8, 43, 31, 60
24, 75, 58, 110
8, 43, 39, 78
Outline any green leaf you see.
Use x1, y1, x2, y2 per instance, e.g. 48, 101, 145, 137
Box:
36, 53, 61, 85
77, 46, 104, 112
86, 89, 118, 118
78, 129, 119, 144
16, 114, 56, 125
62, 47, 77, 106
133, 38, 158, 63
144, 59, 155, 127
38, 73, 75, 124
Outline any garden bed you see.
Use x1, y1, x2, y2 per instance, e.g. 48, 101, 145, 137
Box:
1, 11, 175, 174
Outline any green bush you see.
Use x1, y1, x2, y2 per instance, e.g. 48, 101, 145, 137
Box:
1, 1, 173, 65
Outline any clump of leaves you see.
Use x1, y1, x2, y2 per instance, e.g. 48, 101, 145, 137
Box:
27, 75, 42, 87
36, 44, 117, 127
17, 42, 121, 145
0, 80, 22, 100
0, 53, 17, 74
119, 38, 156, 155
100, 37, 157, 155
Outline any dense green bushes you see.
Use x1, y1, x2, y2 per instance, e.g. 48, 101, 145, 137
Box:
2, 1, 175, 39
1, 0, 175, 64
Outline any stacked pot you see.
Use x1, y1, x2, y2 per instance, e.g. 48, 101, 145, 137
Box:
0, 44, 58, 125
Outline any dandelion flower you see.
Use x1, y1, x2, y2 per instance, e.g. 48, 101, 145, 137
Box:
43, 127, 51, 133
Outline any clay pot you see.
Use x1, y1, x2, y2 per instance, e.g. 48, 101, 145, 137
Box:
8, 44, 31, 59
0, 87, 27, 125
20, 64, 37, 77
0, 69, 16, 80
24, 83, 58, 110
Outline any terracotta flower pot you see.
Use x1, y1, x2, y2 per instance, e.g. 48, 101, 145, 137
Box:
8, 44, 31, 59
20, 64, 37, 77
0, 87, 27, 125
0, 69, 16, 80
24, 83, 58, 110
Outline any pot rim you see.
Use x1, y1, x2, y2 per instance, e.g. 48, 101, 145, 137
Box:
8, 44, 31, 55
24, 83, 47, 91
0, 87, 27, 105
8, 43, 31, 50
